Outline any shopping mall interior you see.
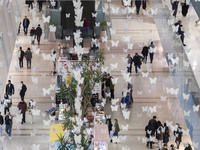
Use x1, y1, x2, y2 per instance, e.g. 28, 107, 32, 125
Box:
0, 0, 200, 149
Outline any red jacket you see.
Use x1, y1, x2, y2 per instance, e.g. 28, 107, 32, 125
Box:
18, 101, 27, 113
84, 19, 89, 27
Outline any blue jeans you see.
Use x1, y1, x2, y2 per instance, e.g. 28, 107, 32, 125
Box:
24, 27, 28, 35
5, 125, 12, 136
135, 64, 141, 73
83, 27, 88, 37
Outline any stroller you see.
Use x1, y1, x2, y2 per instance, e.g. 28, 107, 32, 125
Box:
121, 91, 133, 108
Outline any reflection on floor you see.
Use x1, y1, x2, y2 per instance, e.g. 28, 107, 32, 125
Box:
1, 0, 199, 150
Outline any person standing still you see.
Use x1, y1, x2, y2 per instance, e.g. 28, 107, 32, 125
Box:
36, 24, 42, 45
5, 112, 13, 137
0, 112, 4, 137
17, 47, 25, 68
113, 119, 120, 140
20, 81, 27, 101
132, 53, 143, 74
148, 41, 155, 63
25, 48, 32, 69
83, 18, 89, 38
141, 45, 149, 64
127, 54, 132, 73
18, 99, 27, 124
5, 80, 15, 99
23, 16, 30, 35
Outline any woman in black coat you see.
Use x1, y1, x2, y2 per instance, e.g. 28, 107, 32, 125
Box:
145, 122, 154, 149
174, 124, 183, 149
163, 123, 170, 144
135, 0, 142, 14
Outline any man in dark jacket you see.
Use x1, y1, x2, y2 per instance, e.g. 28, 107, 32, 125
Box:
36, 24, 42, 45
145, 122, 154, 149
23, 16, 30, 35
18, 99, 27, 124
38, 0, 44, 12
148, 116, 157, 135
5, 80, 15, 98
132, 53, 142, 74
135, 0, 142, 14
141, 45, 149, 64
20, 81, 27, 101
0, 112, 4, 136
18, 47, 24, 68
171, 0, 179, 17
25, 47, 32, 69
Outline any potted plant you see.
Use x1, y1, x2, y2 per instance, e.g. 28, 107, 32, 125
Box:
48, 21, 57, 42
99, 21, 107, 42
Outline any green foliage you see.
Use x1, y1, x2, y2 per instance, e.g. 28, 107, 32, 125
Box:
100, 21, 107, 31
56, 51, 105, 150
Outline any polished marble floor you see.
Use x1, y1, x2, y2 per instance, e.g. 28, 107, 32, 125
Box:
0, 0, 200, 150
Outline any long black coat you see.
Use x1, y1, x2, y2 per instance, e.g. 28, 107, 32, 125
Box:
6, 83, 15, 95
174, 127, 183, 143
20, 84, 27, 97
142, 46, 149, 56
163, 126, 170, 143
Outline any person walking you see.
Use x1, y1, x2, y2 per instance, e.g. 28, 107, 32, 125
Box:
148, 41, 155, 63
156, 121, 163, 150
148, 116, 158, 135
25, 0, 34, 10
142, 45, 149, 64
184, 144, 192, 150
23, 16, 30, 35
0, 112, 4, 137
5, 80, 15, 99
163, 122, 170, 145
145, 122, 154, 149
30, 27, 37, 44
17, 47, 25, 68
113, 119, 120, 140
174, 20, 186, 46
105, 74, 111, 97
110, 81, 115, 99
127, 54, 132, 73
132, 53, 143, 74
25, 47, 32, 69
20, 81, 27, 101
83, 18, 90, 38
5, 112, 13, 137
36, 24, 42, 45
171, 0, 179, 17
162, 144, 168, 150
142, 0, 147, 10
181, 0, 189, 17
18, 99, 27, 124
38, 0, 44, 12
1, 94, 12, 115
135, 0, 142, 14
174, 123, 183, 149
169, 144, 176, 150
